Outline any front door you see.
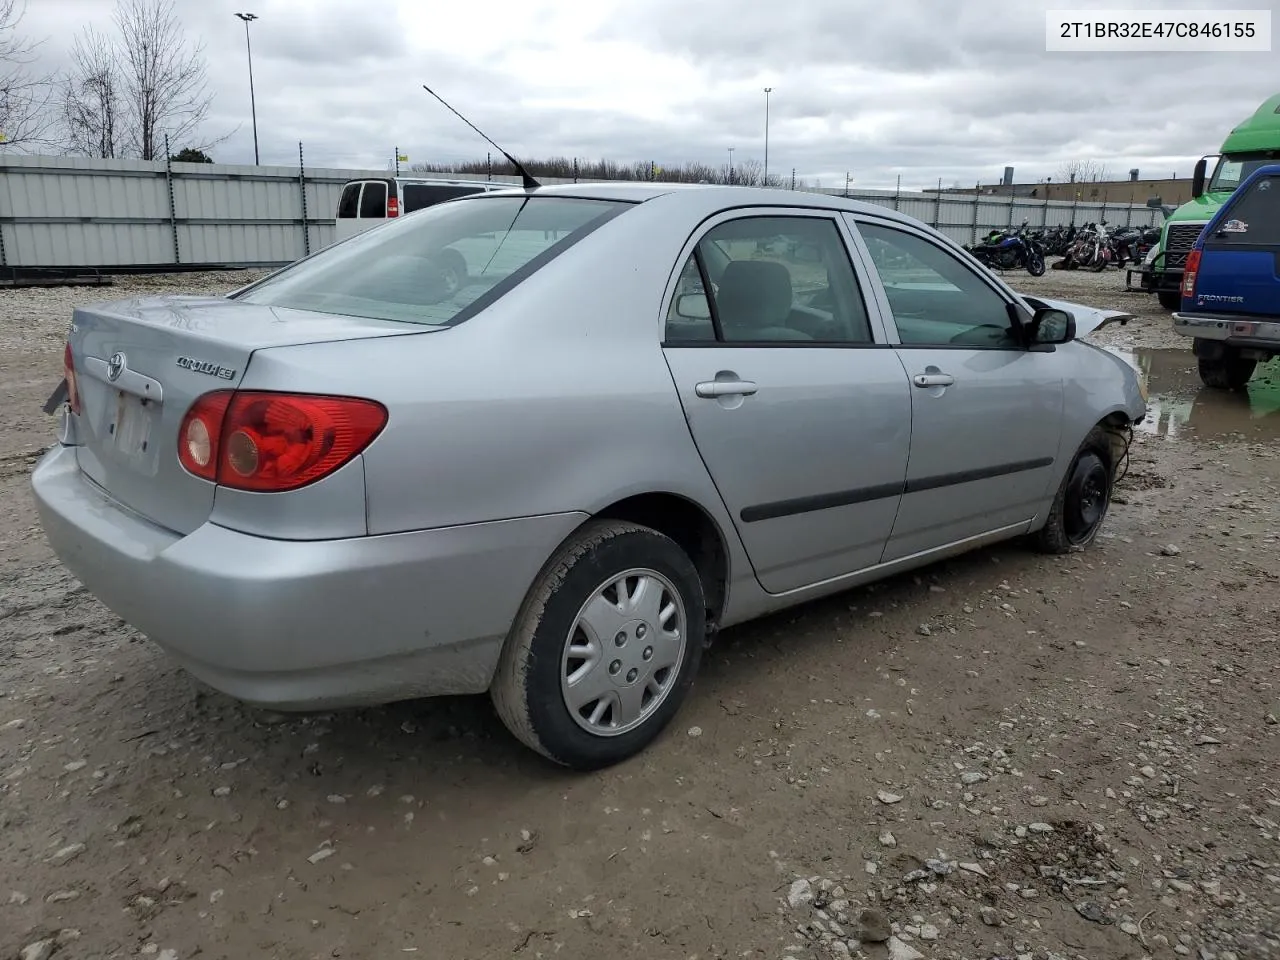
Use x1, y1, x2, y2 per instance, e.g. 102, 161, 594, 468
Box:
848, 216, 1064, 562
661, 210, 912, 594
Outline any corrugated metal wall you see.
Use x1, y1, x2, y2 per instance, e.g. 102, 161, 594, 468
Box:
0, 154, 1161, 270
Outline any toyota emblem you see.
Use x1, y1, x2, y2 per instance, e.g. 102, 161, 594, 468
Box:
107, 352, 125, 382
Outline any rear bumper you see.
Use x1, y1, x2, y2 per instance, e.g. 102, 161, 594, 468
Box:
31, 443, 586, 709
1172, 312, 1280, 351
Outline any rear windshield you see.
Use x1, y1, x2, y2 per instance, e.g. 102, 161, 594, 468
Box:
1215, 173, 1280, 245
236, 196, 630, 326
336, 183, 360, 218
359, 181, 387, 218
402, 183, 486, 213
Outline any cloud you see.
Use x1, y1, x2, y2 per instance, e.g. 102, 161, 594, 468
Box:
17, 0, 1280, 188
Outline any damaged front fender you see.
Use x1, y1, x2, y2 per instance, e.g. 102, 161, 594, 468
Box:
1022, 295, 1136, 338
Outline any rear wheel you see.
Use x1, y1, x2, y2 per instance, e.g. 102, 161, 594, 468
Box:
1035, 426, 1114, 555
1157, 291, 1181, 310
432, 248, 468, 297
1026, 253, 1046, 277
1198, 348, 1257, 390
490, 520, 705, 770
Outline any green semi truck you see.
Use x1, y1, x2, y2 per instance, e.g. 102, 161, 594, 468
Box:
1128, 93, 1280, 310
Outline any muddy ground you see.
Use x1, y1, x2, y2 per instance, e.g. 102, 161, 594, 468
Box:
1, 268, 1278, 960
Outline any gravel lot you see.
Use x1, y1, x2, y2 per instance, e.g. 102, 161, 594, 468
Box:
2, 268, 1278, 960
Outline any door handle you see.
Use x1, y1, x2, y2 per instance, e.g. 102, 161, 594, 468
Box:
913, 373, 955, 388
695, 379, 758, 398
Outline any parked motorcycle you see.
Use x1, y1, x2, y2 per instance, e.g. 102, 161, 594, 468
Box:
965, 220, 1046, 276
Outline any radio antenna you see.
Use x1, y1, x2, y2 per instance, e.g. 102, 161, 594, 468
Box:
421, 84, 541, 190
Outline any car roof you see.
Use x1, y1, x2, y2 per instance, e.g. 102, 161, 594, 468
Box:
341, 175, 506, 189
461, 181, 929, 227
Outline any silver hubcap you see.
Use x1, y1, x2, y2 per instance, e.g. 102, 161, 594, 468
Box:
560, 568, 686, 737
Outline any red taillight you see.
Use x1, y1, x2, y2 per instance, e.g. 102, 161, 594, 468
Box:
177, 391, 387, 492
64, 342, 81, 415
177, 391, 233, 481
386, 195, 399, 218
1182, 249, 1201, 299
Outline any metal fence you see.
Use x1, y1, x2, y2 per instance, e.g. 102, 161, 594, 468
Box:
0, 150, 1162, 275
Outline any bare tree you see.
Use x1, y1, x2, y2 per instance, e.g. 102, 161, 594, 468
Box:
0, 0, 53, 149
58, 26, 123, 158
1055, 159, 1112, 184
113, 0, 217, 160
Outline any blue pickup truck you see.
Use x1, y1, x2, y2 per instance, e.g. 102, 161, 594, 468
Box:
1172, 163, 1280, 389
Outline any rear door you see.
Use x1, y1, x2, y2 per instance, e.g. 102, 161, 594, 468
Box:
846, 216, 1064, 562
1192, 170, 1280, 318
661, 209, 912, 594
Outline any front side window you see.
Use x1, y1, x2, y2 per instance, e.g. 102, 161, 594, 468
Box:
337, 183, 360, 219
856, 221, 1018, 349
236, 196, 629, 327
1213, 174, 1280, 245
358, 181, 388, 218
664, 215, 872, 344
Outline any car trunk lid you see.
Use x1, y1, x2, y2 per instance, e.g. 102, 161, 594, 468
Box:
66, 295, 420, 534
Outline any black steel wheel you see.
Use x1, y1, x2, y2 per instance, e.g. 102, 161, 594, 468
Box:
1061, 452, 1110, 546
1035, 426, 1115, 555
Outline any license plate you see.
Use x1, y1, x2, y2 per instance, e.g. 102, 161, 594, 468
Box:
112, 391, 151, 457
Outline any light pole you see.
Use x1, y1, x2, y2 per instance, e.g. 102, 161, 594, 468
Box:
234, 13, 259, 165
763, 87, 773, 184
728, 146, 735, 184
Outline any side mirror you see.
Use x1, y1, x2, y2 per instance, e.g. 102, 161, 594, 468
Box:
1032, 307, 1075, 345
1191, 157, 1208, 199
675, 293, 711, 320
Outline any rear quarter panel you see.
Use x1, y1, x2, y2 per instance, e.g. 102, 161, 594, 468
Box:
241, 198, 743, 549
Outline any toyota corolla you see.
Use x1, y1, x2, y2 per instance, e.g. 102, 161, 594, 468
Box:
31, 183, 1145, 769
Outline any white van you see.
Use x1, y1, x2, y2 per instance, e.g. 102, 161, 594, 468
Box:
333, 176, 510, 243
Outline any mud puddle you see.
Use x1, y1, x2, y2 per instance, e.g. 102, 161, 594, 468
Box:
1108, 346, 1280, 440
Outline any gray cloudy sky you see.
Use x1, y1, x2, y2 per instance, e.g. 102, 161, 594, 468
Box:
22, 0, 1280, 189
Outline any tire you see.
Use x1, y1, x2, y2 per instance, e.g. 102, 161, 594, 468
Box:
1157, 291, 1181, 311
1035, 426, 1114, 555
1026, 254, 1046, 277
432, 248, 468, 296
1198, 350, 1256, 390
490, 520, 706, 770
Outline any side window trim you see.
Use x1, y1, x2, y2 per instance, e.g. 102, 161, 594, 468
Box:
843, 213, 1028, 353
659, 206, 887, 348
832, 213, 897, 346
693, 246, 725, 341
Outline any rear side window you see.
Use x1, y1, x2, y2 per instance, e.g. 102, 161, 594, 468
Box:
402, 184, 486, 213
359, 182, 388, 218
235, 196, 630, 327
1214, 175, 1280, 245
337, 183, 360, 219
666, 215, 872, 344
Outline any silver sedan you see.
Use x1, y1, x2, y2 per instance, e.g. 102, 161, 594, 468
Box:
31, 183, 1146, 769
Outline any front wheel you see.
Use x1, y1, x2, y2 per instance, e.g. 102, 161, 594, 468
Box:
1035, 427, 1114, 554
1026, 253, 1046, 277
490, 520, 706, 770
1198, 348, 1257, 390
